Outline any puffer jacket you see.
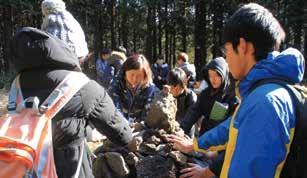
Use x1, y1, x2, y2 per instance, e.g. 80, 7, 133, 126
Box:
11, 27, 132, 178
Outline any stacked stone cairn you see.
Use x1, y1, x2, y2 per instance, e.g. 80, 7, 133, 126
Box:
93, 90, 194, 178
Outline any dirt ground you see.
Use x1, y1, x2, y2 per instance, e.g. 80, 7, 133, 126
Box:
0, 89, 8, 115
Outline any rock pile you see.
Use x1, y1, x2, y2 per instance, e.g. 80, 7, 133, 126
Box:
93, 90, 192, 178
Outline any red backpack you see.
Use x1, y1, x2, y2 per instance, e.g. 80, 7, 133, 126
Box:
0, 71, 89, 178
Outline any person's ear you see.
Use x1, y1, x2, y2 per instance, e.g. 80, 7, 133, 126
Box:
246, 42, 255, 56
238, 38, 247, 55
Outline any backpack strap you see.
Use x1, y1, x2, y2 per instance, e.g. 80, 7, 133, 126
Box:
249, 78, 300, 111
7, 75, 24, 112
39, 71, 90, 119
7, 72, 89, 119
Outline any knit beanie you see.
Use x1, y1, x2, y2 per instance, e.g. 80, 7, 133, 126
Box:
41, 0, 89, 59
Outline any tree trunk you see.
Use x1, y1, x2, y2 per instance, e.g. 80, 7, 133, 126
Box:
146, 5, 153, 63
181, 0, 187, 52
303, 1, 307, 78
211, 1, 224, 58
172, 29, 176, 67
164, 0, 169, 64
133, 29, 137, 53
3, 4, 13, 73
158, 0, 162, 56
152, 5, 157, 63
110, 0, 116, 49
194, 0, 207, 80
117, 6, 121, 47
121, 0, 128, 49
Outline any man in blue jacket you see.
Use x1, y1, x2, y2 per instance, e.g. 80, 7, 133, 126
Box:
152, 56, 169, 90
168, 3, 305, 178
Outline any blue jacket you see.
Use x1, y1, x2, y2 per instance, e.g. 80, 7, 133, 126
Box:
194, 48, 305, 178
152, 63, 170, 89
109, 75, 158, 122
96, 59, 108, 80
100, 52, 126, 90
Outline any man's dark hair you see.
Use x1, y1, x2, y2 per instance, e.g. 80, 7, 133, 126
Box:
223, 3, 285, 61
167, 68, 187, 88
100, 48, 111, 55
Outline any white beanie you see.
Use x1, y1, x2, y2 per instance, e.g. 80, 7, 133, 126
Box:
41, 0, 89, 59
41, 0, 66, 16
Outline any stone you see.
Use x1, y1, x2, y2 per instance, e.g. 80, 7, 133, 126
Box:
125, 152, 140, 166
146, 135, 161, 145
104, 152, 130, 177
145, 91, 178, 133
93, 154, 114, 178
139, 143, 158, 155
127, 136, 143, 152
169, 151, 188, 166
136, 155, 177, 178
94, 138, 119, 154
132, 121, 146, 132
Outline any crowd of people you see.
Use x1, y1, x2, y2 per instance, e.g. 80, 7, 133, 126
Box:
4, 0, 306, 177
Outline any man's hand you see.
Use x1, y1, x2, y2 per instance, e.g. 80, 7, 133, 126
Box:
180, 163, 215, 178
167, 134, 193, 154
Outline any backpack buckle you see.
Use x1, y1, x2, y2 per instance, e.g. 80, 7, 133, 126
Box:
7, 102, 16, 111
16, 97, 40, 114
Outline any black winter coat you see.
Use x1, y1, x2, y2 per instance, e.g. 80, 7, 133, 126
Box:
11, 27, 133, 178
175, 89, 197, 124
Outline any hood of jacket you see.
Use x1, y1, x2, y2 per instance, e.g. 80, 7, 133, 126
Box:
203, 57, 230, 92
239, 48, 305, 98
11, 27, 81, 73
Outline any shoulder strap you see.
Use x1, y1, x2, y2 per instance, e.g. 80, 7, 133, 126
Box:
7, 71, 89, 119
249, 78, 301, 110
7, 75, 24, 112
249, 78, 306, 141
40, 71, 90, 119
249, 78, 301, 102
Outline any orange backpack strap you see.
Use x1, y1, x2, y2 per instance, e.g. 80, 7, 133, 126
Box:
39, 72, 90, 119
7, 72, 89, 119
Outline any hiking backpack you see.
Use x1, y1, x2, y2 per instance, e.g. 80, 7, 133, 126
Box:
250, 78, 307, 178
0, 71, 89, 178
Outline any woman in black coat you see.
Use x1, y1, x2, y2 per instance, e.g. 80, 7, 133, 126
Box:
11, 27, 132, 178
